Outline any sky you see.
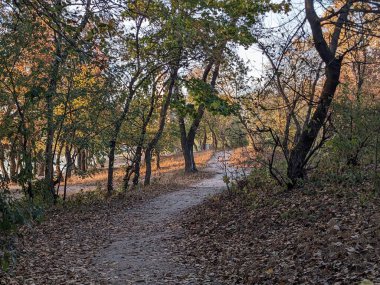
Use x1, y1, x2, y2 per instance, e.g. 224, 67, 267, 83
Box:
237, 0, 307, 78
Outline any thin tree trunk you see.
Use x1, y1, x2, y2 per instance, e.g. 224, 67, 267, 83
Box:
155, 149, 161, 169
64, 148, 76, 201
9, 147, 17, 182
107, 139, 117, 194
128, 77, 158, 189
202, 128, 207, 150
211, 130, 218, 150
81, 149, 87, 172
45, 33, 61, 201
77, 149, 82, 171
0, 146, 9, 181
44, 0, 91, 201
144, 149, 153, 186
131, 146, 143, 187
65, 144, 72, 178
144, 66, 179, 186
107, 83, 139, 194
55, 143, 64, 181
37, 151, 45, 177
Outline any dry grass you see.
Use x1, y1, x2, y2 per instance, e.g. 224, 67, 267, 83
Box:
61, 150, 214, 195
227, 146, 256, 167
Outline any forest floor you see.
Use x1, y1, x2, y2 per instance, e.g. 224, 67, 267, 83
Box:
2, 150, 379, 284
174, 174, 380, 284
1, 151, 230, 284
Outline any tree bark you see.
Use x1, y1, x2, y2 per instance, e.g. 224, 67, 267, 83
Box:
81, 149, 87, 172
107, 139, 116, 194
9, 143, 17, 182
202, 128, 207, 150
155, 149, 161, 169
131, 146, 143, 187
287, 61, 341, 184
286, 0, 351, 187
55, 143, 64, 181
65, 144, 72, 178
144, 149, 153, 186
0, 146, 9, 181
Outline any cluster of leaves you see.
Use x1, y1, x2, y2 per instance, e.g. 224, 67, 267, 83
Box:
186, 78, 239, 116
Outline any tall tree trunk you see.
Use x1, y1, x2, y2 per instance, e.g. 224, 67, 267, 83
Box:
287, 0, 350, 187
211, 129, 218, 150
128, 77, 158, 189
22, 137, 33, 199
107, 83, 138, 194
179, 115, 199, 173
287, 61, 341, 185
144, 66, 179, 186
45, 32, 61, 201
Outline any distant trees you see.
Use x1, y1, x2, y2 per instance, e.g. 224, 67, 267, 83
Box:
1, 0, 283, 198
1, 0, 378, 199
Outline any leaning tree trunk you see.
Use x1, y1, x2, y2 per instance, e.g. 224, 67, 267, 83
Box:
287, 61, 341, 185
107, 82, 137, 195
143, 64, 180, 186
128, 79, 157, 190
287, 0, 350, 188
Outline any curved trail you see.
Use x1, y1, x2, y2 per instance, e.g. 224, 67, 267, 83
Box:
93, 153, 227, 284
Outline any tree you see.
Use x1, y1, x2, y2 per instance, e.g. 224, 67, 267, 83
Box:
287, 0, 378, 187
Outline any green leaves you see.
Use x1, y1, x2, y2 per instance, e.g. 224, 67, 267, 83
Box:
185, 78, 238, 116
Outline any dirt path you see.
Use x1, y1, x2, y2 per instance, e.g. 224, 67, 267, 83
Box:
92, 153, 227, 284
